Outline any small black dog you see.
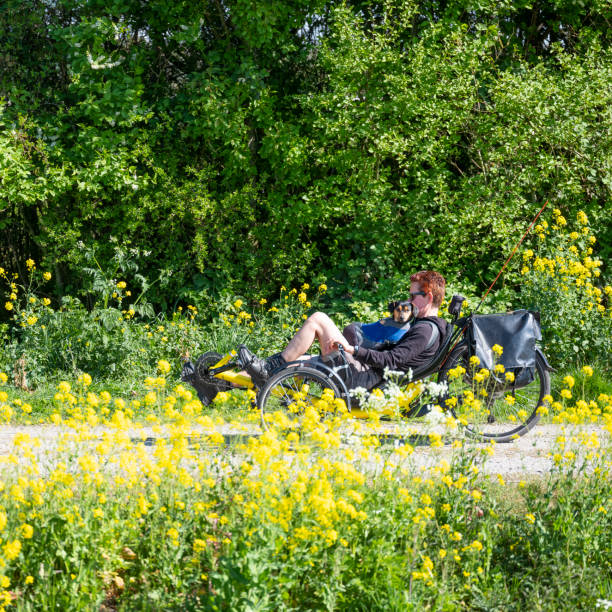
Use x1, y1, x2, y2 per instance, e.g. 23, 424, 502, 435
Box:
387, 300, 416, 324
343, 300, 416, 350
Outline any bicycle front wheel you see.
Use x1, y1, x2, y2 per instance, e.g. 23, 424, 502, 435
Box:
438, 343, 550, 442
258, 366, 345, 430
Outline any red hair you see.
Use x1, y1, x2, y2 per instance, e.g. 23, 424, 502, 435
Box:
410, 270, 446, 308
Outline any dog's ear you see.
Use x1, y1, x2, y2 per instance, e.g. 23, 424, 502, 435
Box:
388, 301, 397, 314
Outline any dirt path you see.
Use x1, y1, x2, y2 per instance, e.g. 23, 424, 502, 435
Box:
0, 422, 608, 478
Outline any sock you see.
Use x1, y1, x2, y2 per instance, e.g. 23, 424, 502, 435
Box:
266, 352, 287, 372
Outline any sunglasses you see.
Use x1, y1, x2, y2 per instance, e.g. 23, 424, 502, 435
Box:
408, 291, 426, 300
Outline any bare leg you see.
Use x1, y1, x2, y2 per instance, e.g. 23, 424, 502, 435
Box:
281, 312, 347, 361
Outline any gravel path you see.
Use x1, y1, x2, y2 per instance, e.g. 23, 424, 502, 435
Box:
0, 423, 608, 478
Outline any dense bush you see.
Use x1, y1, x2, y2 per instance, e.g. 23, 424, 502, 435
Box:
519, 208, 612, 368
0, 0, 610, 306
0, 259, 328, 384
2, 237, 610, 388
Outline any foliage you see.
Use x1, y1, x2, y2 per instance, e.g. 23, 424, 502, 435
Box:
0, 259, 330, 384
2, 241, 609, 392
0, 259, 195, 384
519, 208, 612, 369
0, 0, 610, 306
0, 358, 610, 609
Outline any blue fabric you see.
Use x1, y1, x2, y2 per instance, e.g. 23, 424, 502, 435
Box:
361, 320, 409, 345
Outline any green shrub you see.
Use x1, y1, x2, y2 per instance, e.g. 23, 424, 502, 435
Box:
519, 208, 611, 370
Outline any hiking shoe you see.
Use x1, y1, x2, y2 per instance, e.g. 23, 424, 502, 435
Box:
237, 345, 288, 386
237, 345, 269, 386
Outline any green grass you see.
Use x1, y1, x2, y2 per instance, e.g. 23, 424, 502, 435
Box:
551, 361, 612, 398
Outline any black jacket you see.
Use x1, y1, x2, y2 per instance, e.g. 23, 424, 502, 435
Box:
353, 316, 447, 373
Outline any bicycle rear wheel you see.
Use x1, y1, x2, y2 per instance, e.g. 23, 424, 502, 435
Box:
438, 343, 550, 442
258, 366, 345, 430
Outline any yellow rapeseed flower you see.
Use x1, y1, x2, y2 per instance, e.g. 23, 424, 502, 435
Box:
3, 539, 21, 560
78, 373, 92, 386
581, 365, 594, 377
422, 556, 434, 574
57, 381, 71, 394
193, 538, 206, 553
167, 527, 179, 540
157, 359, 171, 375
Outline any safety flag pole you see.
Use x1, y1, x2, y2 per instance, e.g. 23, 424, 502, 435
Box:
439, 200, 551, 369
472, 200, 550, 316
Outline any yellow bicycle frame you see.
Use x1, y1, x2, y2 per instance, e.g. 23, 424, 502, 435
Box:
204, 351, 422, 418
208, 351, 255, 389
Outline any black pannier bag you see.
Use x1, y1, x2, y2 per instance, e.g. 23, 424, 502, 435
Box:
467, 310, 542, 388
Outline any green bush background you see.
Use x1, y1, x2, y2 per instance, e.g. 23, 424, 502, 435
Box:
1, 0, 610, 302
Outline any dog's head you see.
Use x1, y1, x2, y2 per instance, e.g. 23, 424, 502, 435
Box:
388, 300, 416, 323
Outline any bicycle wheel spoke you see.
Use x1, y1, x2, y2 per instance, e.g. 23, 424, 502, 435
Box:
259, 367, 345, 430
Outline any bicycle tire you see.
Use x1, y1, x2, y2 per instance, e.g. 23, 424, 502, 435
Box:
438, 342, 550, 442
258, 366, 344, 430
191, 351, 232, 405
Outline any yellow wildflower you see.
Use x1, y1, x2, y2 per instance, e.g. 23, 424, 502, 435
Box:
157, 359, 172, 375
563, 375, 575, 388
3, 540, 21, 560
